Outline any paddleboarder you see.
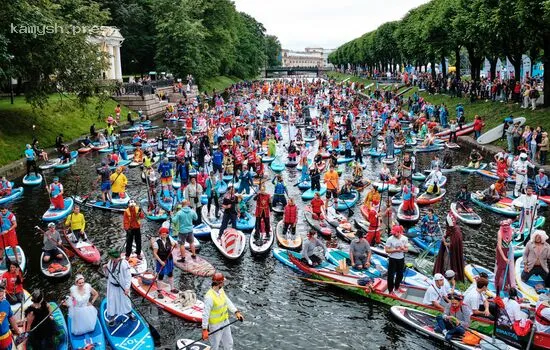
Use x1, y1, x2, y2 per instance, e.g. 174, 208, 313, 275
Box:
282, 198, 298, 237
202, 273, 244, 350
152, 227, 179, 296
0, 206, 20, 264
512, 153, 535, 197
110, 166, 128, 201
254, 185, 271, 242
0, 284, 22, 349
349, 230, 371, 270
97, 162, 112, 207
64, 205, 87, 242
123, 200, 144, 260
512, 185, 538, 235
66, 274, 99, 336
104, 248, 135, 326
24, 143, 39, 177
42, 222, 63, 263
47, 176, 65, 210
1, 262, 24, 305
301, 230, 327, 267
434, 293, 471, 342
385, 225, 408, 295
24, 289, 56, 349
271, 175, 287, 209
173, 200, 198, 262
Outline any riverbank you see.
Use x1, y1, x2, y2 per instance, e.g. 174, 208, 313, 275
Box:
0, 95, 130, 166
329, 72, 550, 132
199, 75, 242, 94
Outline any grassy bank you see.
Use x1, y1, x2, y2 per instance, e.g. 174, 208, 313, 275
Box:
329, 73, 550, 132
0, 95, 129, 166
327, 72, 375, 87
199, 76, 242, 94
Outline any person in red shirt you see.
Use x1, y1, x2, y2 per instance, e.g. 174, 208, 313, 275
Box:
283, 198, 298, 237
310, 192, 325, 220
254, 186, 271, 241
473, 115, 484, 139
2, 262, 24, 305
367, 207, 381, 245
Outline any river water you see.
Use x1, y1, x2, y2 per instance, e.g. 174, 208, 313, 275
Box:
11, 106, 548, 349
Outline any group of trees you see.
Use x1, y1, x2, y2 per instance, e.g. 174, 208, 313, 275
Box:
0, 0, 282, 107
328, 0, 550, 106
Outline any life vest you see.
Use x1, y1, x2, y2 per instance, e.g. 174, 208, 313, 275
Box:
536, 303, 550, 326
206, 288, 229, 326
156, 238, 172, 261
143, 156, 152, 168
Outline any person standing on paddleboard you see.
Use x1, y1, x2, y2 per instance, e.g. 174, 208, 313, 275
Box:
254, 185, 271, 242
385, 225, 408, 295
123, 200, 144, 260
173, 200, 198, 262
202, 272, 244, 350
104, 249, 135, 326
0, 283, 22, 349
0, 206, 20, 264
47, 176, 65, 210
152, 227, 178, 297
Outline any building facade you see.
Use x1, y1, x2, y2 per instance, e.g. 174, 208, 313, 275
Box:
282, 47, 334, 68
87, 26, 124, 81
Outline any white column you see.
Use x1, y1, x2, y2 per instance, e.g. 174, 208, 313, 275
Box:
109, 45, 116, 80
115, 45, 123, 81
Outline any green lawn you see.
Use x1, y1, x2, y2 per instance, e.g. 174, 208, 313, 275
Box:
329, 72, 550, 133
0, 95, 129, 166
199, 76, 242, 94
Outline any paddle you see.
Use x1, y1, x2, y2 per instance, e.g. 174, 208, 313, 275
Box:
180, 319, 241, 350
103, 263, 162, 346
42, 172, 52, 203
522, 199, 539, 247
34, 225, 75, 258
142, 238, 178, 302
15, 298, 65, 346
325, 177, 354, 217
79, 179, 100, 205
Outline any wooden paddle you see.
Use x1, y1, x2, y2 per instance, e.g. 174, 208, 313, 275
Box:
35, 225, 75, 258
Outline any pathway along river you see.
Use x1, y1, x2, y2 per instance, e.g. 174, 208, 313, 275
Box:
12, 109, 548, 349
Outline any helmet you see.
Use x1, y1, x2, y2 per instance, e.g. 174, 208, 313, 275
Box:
212, 272, 225, 283
520, 153, 528, 160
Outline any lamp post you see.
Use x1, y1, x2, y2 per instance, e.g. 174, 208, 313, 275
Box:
8, 55, 14, 104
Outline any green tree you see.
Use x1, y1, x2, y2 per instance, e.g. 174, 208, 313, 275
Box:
265, 35, 282, 67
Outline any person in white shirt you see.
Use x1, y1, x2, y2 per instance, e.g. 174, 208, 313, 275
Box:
463, 277, 494, 320
504, 287, 528, 323
443, 270, 456, 295
512, 153, 535, 197
512, 185, 538, 236
384, 225, 408, 294
423, 273, 448, 311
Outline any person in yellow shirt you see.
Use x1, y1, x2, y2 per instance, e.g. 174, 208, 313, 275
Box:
110, 167, 128, 199
64, 205, 87, 241
363, 187, 381, 210
323, 164, 339, 208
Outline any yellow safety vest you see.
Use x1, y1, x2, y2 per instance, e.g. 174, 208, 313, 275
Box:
143, 156, 152, 168
206, 288, 229, 326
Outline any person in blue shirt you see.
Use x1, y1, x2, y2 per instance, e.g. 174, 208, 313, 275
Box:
535, 168, 549, 195
157, 158, 173, 191
420, 209, 440, 237
385, 131, 395, 159
344, 139, 353, 158
271, 174, 287, 208
439, 104, 448, 129
0, 284, 23, 349
212, 149, 224, 175
237, 165, 253, 195
205, 172, 221, 218
24, 144, 39, 177
118, 141, 128, 160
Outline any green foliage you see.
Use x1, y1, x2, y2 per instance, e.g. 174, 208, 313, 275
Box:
0, 0, 110, 109
265, 35, 282, 67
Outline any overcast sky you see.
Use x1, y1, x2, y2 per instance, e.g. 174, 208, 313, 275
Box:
233, 0, 430, 50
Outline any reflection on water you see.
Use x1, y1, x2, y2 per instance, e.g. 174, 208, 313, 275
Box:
11, 116, 546, 349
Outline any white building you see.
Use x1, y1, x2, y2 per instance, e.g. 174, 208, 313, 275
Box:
88, 26, 124, 81
282, 47, 334, 68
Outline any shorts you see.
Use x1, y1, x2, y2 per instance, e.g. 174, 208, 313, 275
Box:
101, 182, 111, 192
178, 232, 194, 245
161, 177, 172, 185
43, 248, 62, 258
354, 255, 368, 267
326, 189, 338, 199
0, 231, 18, 249
156, 258, 174, 278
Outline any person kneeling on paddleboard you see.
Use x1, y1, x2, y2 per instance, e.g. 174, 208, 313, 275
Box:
202, 273, 244, 350
349, 230, 371, 270
310, 192, 325, 221
301, 230, 326, 267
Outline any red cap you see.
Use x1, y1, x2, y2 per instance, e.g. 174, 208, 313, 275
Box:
391, 225, 404, 235
159, 227, 169, 234
212, 272, 225, 283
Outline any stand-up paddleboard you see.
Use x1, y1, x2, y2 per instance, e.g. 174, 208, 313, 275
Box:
68, 316, 106, 350
0, 246, 26, 274
131, 276, 204, 322
40, 248, 71, 279
176, 339, 210, 350
62, 230, 101, 264
477, 117, 526, 144
0, 187, 23, 205
249, 227, 274, 255
99, 299, 154, 350
301, 185, 327, 200
173, 249, 215, 277
276, 220, 302, 250
417, 189, 446, 205
202, 206, 221, 228
22, 173, 43, 186
450, 202, 482, 225
120, 248, 148, 276
42, 197, 74, 222
211, 228, 246, 260
396, 202, 420, 223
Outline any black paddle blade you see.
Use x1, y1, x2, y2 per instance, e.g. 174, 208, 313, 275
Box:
149, 322, 161, 346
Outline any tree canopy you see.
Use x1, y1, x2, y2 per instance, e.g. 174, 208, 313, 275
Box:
328, 0, 550, 106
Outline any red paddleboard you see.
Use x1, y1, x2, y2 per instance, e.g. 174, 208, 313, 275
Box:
62, 230, 100, 264
173, 249, 215, 277
78, 147, 92, 154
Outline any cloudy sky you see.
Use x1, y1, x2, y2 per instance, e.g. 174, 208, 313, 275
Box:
233, 0, 430, 50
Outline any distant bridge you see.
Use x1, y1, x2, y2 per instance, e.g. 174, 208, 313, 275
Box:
264, 66, 330, 78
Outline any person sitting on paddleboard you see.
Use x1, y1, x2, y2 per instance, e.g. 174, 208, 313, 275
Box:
463, 277, 495, 320
422, 273, 449, 312
0, 177, 12, 197
467, 149, 483, 169
480, 184, 500, 203
420, 209, 439, 238
349, 230, 371, 270
42, 222, 63, 263
425, 168, 442, 195
434, 292, 471, 342
301, 230, 326, 267
339, 179, 353, 200
455, 184, 471, 210
310, 192, 325, 221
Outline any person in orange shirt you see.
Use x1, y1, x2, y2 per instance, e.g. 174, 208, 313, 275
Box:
494, 178, 507, 198
323, 164, 339, 208
133, 144, 144, 164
